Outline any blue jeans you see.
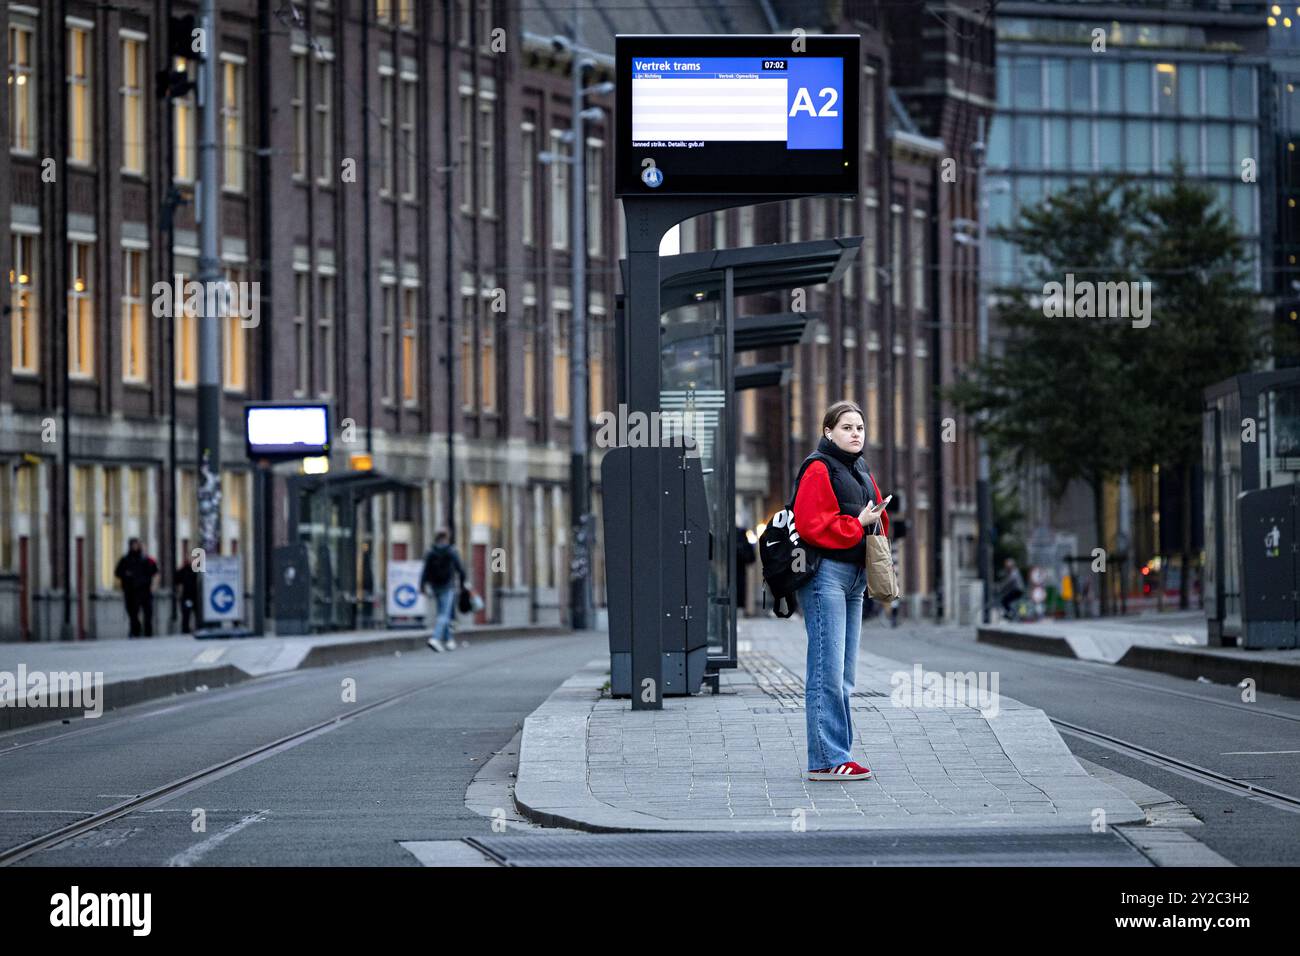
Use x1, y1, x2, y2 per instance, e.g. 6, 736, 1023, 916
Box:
797, 557, 865, 771
430, 585, 457, 642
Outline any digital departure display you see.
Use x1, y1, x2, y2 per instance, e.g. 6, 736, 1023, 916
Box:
616, 35, 859, 196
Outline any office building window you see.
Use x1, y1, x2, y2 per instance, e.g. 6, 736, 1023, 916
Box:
523, 283, 538, 418
315, 56, 333, 185
521, 121, 537, 246
460, 273, 475, 409
122, 247, 147, 382
398, 0, 414, 28
912, 209, 927, 312
458, 77, 473, 211
222, 57, 245, 192
550, 128, 570, 249
121, 36, 146, 173
8, 23, 35, 153
478, 86, 496, 215
318, 273, 335, 398
294, 268, 310, 395
379, 282, 395, 405
479, 284, 495, 411
402, 284, 418, 406
891, 208, 903, 308
380, 69, 396, 196
10, 233, 38, 374
401, 73, 417, 199
586, 139, 603, 257
552, 289, 570, 419
67, 240, 94, 378
291, 52, 307, 179
67, 25, 92, 164
376, 0, 392, 24
223, 268, 247, 391
174, 58, 196, 182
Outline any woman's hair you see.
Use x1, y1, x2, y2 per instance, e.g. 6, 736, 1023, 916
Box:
821, 399, 864, 435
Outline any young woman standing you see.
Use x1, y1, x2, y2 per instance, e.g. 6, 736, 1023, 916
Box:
792, 400, 890, 781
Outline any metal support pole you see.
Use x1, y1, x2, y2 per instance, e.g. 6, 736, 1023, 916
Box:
975, 115, 993, 624
196, 0, 223, 557
569, 52, 592, 632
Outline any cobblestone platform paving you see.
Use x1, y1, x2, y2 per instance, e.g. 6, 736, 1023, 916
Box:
514, 617, 1147, 832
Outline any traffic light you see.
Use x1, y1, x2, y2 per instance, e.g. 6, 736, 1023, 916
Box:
156, 15, 199, 100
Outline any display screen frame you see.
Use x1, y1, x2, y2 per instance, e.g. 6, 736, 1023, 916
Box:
244, 402, 332, 461
615, 34, 860, 197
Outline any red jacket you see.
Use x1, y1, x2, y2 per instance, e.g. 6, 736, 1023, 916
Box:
792, 459, 889, 553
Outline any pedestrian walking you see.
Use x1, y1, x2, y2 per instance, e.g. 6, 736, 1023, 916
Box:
174, 560, 199, 634
996, 557, 1026, 620
420, 529, 467, 652
735, 523, 756, 617
115, 538, 159, 638
791, 400, 890, 782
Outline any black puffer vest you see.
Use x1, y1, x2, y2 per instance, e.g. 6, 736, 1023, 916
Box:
797, 436, 875, 565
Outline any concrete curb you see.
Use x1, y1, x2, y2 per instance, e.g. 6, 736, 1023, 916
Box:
978, 624, 1300, 699
1, 625, 572, 733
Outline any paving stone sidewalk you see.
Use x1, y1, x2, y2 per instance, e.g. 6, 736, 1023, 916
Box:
514, 617, 1147, 832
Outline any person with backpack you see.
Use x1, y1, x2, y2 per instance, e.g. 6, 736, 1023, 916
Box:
420, 529, 467, 652
786, 400, 889, 781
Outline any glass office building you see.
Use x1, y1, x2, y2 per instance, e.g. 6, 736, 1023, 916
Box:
987, 7, 1269, 288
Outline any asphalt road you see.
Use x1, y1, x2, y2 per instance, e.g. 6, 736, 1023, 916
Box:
2, 620, 1295, 867
0, 630, 605, 866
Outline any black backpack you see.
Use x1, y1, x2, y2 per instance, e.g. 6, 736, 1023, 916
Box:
760, 454, 829, 618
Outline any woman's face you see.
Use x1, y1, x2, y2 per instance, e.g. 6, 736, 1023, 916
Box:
825, 411, 865, 454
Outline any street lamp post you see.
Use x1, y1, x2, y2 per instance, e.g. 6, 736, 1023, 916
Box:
543, 34, 611, 632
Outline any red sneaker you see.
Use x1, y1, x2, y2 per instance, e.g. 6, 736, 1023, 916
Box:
807, 761, 872, 781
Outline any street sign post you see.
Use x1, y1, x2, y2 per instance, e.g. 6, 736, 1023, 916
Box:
385, 560, 428, 626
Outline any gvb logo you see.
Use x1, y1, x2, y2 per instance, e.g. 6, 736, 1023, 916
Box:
1265, 525, 1281, 558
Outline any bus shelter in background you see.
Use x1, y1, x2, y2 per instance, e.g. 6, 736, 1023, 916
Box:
280, 471, 420, 634
1204, 369, 1300, 648
606, 237, 860, 695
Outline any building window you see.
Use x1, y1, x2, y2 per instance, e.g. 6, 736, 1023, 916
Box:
586, 139, 603, 257
121, 36, 146, 174
865, 195, 878, 303
789, 347, 802, 440
891, 207, 903, 308
552, 289, 570, 419
521, 121, 537, 246
173, 261, 197, 387
376, 0, 392, 23
400, 74, 417, 199
67, 25, 93, 165
223, 268, 247, 391
550, 128, 570, 250
315, 56, 333, 185
8, 23, 36, 154
866, 338, 881, 445
478, 91, 496, 215
379, 68, 395, 196
522, 283, 537, 417
398, 0, 414, 28
476, 0, 492, 50
401, 284, 418, 406
318, 273, 335, 398
479, 285, 495, 411
67, 240, 94, 378
380, 279, 396, 403
174, 58, 196, 182
222, 57, 245, 192
122, 247, 147, 382
864, 65, 876, 153
459, 79, 474, 212
914, 347, 928, 449
912, 209, 927, 312
10, 233, 38, 374
460, 273, 475, 409
291, 52, 307, 179
294, 268, 310, 395
589, 291, 605, 420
